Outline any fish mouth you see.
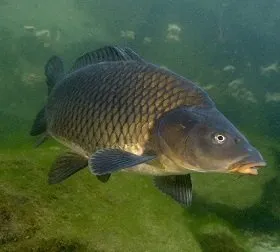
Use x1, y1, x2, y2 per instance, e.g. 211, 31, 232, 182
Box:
229, 154, 267, 175
229, 161, 266, 175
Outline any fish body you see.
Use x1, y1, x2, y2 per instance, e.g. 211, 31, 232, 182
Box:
46, 60, 212, 175
30, 46, 266, 207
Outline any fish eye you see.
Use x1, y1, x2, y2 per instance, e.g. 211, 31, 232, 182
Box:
213, 133, 226, 144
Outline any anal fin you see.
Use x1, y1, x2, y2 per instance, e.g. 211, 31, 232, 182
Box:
30, 107, 47, 136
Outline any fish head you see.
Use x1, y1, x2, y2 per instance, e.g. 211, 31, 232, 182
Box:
155, 106, 266, 175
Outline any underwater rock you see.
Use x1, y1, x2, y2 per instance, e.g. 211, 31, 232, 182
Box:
120, 30, 135, 40
201, 84, 215, 90
260, 62, 279, 76
35, 29, 50, 39
21, 72, 43, 87
227, 78, 257, 103
167, 23, 181, 33
23, 25, 36, 32
23, 25, 61, 48
265, 92, 280, 103
166, 23, 181, 42
143, 37, 152, 44
223, 65, 235, 72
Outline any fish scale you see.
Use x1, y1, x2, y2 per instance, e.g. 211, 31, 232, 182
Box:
46, 61, 210, 156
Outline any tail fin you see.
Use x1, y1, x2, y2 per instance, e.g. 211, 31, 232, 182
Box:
30, 56, 64, 140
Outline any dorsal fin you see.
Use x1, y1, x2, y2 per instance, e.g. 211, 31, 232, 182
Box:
70, 46, 145, 72
45, 56, 64, 94
123, 47, 146, 63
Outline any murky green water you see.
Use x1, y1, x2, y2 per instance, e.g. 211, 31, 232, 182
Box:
0, 1, 279, 251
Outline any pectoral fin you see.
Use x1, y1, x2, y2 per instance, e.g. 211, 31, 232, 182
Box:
153, 174, 192, 207
33, 134, 49, 148
89, 148, 156, 175
48, 152, 88, 184
30, 107, 47, 136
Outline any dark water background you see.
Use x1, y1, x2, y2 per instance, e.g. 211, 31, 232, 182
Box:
0, 1, 279, 251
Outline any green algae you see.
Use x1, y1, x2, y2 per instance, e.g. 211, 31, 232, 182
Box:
0, 147, 201, 251
0, 130, 279, 251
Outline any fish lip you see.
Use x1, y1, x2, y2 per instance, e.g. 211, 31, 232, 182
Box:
229, 161, 267, 175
